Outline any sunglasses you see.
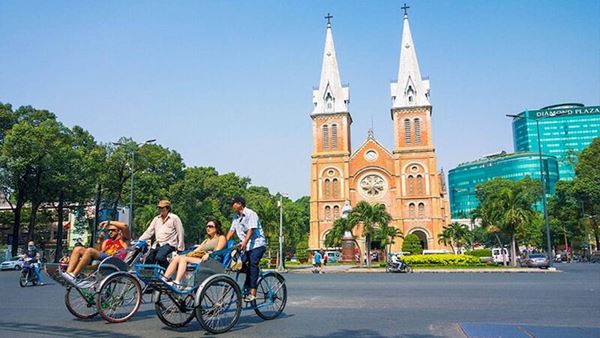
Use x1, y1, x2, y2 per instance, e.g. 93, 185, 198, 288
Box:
108, 229, 118, 232
206, 224, 215, 228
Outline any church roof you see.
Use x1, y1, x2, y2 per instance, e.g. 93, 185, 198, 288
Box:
390, 10, 430, 109
311, 15, 350, 116
350, 130, 394, 161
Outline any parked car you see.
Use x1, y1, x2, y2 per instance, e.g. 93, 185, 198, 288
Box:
324, 251, 341, 263
523, 253, 550, 269
0, 256, 24, 271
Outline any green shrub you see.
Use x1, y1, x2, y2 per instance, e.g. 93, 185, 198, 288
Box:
402, 254, 482, 266
259, 258, 269, 269
295, 240, 308, 261
402, 234, 423, 255
465, 249, 492, 257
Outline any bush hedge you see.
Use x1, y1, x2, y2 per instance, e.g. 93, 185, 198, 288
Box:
402, 254, 483, 266
259, 258, 270, 269
402, 234, 423, 255
464, 249, 492, 258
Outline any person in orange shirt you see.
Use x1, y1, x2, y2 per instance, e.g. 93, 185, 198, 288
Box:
61, 220, 130, 285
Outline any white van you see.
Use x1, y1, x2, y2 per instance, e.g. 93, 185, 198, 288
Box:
492, 248, 510, 264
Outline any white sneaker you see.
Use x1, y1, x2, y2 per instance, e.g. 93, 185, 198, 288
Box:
243, 294, 256, 302
60, 270, 76, 284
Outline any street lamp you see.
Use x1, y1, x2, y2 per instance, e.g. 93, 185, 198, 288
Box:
507, 111, 568, 267
277, 194, 288, 272
113, 139, 156, 238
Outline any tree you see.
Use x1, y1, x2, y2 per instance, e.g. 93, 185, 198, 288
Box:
573, 137, 600, 249
402, 234, 423, 255
437, 227, 455, 254
325, 217, 353, 248
346, 201, 392, 267
494, 187, 535, 266
374, 224, 403, 259
0, 108, 59, 255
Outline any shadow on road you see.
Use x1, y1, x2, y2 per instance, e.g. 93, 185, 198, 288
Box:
0, 321, 141, 338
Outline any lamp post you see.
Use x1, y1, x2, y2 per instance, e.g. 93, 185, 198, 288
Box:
277, 194, 288, 272
507, 111, 568, 267
113, 139, 156, 238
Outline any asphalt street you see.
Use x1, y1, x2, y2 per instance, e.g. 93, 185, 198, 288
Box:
0, 264, 598, 337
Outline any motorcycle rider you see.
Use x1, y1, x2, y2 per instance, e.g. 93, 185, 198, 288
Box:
24, 241, 44, 286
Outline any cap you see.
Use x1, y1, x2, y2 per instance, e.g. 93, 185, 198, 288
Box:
157, 200, 171, 208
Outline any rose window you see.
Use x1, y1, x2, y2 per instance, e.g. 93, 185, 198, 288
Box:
360, 174, 386, 197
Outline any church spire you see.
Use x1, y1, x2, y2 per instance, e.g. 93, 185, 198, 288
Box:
390, 4, 430, 109
312, 13, 350, 115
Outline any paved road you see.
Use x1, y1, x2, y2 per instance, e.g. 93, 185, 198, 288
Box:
0, 264, 598, 337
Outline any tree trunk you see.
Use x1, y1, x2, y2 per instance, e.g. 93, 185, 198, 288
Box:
28, 201, 41, 242
592, 217, 599, 250
54, 192, 65, 263
365, 234, 371, 268
495, 234, 507, 266
510, 231, 517, 267
11, 202, 24, 256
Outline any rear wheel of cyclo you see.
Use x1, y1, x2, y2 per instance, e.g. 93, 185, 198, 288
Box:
96, 273, 142, 323
65, 287, 98, 319
195, 275, 242, 334
253, 272, 287, 320
155, 291, 196, 328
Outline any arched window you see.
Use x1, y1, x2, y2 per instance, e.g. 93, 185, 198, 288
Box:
408, 175, 415, 195
409, 203, 416, 218
404, 119, 411, 144
331, 124, 338, 149
407, 85, 415, 104
416, 175, 424, 194
325, 93, 333, 112
414, 118, 421, 144
333, 178, 339, 198
333, 205, 340, 219
325, 206, 331, 220
324, 179, 331, 199
323, 125, 329, 150
418, 203, 425, 218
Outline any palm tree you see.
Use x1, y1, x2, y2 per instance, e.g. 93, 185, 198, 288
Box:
375, 224, 403, 260
437, 227, 455, 253
324, 217, 353, 248
448, 222, 469, 254
347, 201, 392, 267
494, 187, 534, 266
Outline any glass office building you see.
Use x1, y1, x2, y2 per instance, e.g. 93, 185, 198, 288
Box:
511, 103, 600, 180
449, 152, 559, 218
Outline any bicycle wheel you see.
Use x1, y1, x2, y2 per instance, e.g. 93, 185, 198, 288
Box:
195, 275, 242, 334
65, 287, 98, 319
96, 273, 142, 323
155, 291, 196, 328
253, 272, 287, 320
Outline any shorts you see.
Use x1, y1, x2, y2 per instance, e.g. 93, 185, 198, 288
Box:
313, 263, 322, 267
98, 252, 109, 260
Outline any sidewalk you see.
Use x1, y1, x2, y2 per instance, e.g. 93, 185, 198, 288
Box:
288, 265, 561, 273
459, 322, 600, 338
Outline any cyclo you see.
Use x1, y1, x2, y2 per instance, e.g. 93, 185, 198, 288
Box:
98, 241, 287, 334
45, 240, 150, 321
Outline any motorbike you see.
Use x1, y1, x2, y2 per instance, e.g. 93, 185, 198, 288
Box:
385, 259, 413, 273
19, 257, 40, 287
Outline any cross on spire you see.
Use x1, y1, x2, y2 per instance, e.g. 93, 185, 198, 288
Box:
325, 13, 333, 26
401, 3, 410, 16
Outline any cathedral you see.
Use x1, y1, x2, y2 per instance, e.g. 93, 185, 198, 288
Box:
308, 9, 451, 254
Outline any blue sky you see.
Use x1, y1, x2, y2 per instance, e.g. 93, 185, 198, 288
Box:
1, 1, 599, 199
